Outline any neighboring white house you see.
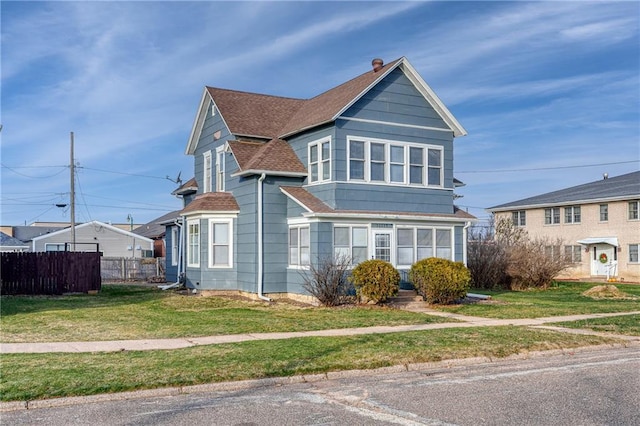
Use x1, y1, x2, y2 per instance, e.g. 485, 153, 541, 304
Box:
31, 220, 154, 258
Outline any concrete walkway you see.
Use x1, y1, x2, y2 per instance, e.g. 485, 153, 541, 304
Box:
2, 311, 639, 354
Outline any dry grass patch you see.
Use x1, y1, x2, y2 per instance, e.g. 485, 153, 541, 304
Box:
582, 285, 638, 300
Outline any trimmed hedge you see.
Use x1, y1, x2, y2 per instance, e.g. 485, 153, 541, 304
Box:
349, 259, 400, 304
410, 258, 471, 304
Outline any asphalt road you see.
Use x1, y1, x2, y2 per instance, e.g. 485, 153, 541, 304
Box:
3, 346, 639, 425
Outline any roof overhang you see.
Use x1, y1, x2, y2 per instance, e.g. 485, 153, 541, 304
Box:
231, 169, 308, 178
304, 211, 477, 223
576, 237, 619, 247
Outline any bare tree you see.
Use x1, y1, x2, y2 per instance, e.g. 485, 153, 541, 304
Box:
301, 254, 353, 306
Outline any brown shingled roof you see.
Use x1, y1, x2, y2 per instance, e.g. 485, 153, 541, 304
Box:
172, 177, 198, 196
180, 192, 240, 215
228, 139, 307, 176
280, 186, 334, 213
207, 88, 304, 139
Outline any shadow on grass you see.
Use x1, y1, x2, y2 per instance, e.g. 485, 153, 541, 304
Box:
0, 284, 168, 317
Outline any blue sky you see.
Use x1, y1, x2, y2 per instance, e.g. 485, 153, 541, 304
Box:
1, 1, 639, 227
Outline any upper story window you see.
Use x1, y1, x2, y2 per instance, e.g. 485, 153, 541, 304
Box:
512, 210, 526, 227
600, 204, 608, 222
544, 207, 560, 225
347, 137, 443, 188
308, 137, 331, 183
203, 151, 212, 193
629, 201, 639, 220
564, 206, 581, 224
215, 146, 225, 192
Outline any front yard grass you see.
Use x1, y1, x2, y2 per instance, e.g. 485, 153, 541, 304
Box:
1, 284, 451, 343
431, 282, 640, 319
551, 314, 640, 336
0, 326, 620, 402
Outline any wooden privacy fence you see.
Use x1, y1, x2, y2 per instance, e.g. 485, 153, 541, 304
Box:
101, 257, 166, 282
1, 252, 101, 295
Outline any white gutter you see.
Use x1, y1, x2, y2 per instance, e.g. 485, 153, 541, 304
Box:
463, 221, 471, 267
159, 217, 184, 290
257, 173, 271, 301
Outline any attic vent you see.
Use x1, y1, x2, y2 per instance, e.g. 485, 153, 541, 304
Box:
372, 223, 393, 229
372, 58, 384, 72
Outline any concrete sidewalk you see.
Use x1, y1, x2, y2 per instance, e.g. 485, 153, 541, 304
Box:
2, 311, 639, 354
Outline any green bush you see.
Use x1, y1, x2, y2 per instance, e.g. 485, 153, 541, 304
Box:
349, 259, 400, 304
410, 258, 471, 304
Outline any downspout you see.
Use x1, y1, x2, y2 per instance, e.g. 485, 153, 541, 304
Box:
257, 173, 271, 301
462, 221, 471, 267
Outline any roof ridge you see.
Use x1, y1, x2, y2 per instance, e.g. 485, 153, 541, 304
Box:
206, 86, 304, 102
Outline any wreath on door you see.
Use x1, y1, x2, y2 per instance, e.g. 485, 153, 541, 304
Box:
599, 253, 608, 264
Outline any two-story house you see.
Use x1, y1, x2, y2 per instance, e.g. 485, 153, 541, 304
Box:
166, 57, 476, 301
489, 171, 640, 282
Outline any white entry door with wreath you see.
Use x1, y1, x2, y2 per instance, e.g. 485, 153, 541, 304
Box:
590, 243, 616, 277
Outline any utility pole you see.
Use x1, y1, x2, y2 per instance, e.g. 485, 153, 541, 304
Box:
70, 132, 76, 251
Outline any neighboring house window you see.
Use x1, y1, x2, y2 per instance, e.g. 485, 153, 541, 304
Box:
308, 138, 331, 183
564, 245, 582, 263
600, 204, 608, 222
545, 207, 560, 225
215, 146, 225, 192
544, 245, 561, 258
347, 137, 443, 187
512, 211, 526, 227
209, 219, 232, 268
187, 220, 200, 267
629, 201, 639, 220
45, 243, 66, 252
564, 206, 581, 224
629, 244, 639, 263
171, 227, 179, 266
203, 151, 212, 193
334, 226, 368, 265
288, 226, 310, 267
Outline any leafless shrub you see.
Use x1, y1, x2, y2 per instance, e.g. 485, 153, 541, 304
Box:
507, 236, 572, 290
301, 254, 353, 306
467, 221, 510, 289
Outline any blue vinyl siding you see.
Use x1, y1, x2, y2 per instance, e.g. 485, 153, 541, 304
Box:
193, 100, 232, 195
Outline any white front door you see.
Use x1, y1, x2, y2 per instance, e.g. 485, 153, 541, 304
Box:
372, 230, 393, 264
591, 244, 616, 276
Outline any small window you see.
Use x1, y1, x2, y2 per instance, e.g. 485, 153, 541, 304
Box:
564, 206, 581, 224
564, 245, 582, 263
629, 201, 639, 220
187, 220, 200, 267
600, 204, 608, 222
216, 146, 225, 192
308, 138, 331, 183
512, 211, 526, 227
203, 151, 212, 193
545, 207, 560, 225
427, 149, 442, 186
370, 143, 386, 182
629, 244, 639, 263
209, 220, 232, 268
409, 147, 424, 185
171, 227, 179, 266
389, 145, 405, 183
349, 140, 365, 180
45, 243, 66, 252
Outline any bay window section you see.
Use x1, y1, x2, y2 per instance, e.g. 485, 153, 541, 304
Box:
435, 229, 452, 259
187, 220, 200, 267
289, 226, 310, 267
417, 228, 433, 259
209, 219, 232, 268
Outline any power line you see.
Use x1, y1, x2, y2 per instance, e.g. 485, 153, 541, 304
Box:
1, 163, 68, 178
456, 160, 639, 174
78, 166, 176, 181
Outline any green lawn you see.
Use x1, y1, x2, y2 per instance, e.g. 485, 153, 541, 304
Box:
432, 282, 640, 319
552, 314, 640, 336
0, 326, 619, 402
0, 284, 451, 343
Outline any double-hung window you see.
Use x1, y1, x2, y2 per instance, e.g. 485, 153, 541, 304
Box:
334, 226, 368, 265
564, 206, 581, 224
435, 229, 452, 259
512, 211, 526, 227
203, 151, 212, 193
564, 245, 582, 263
600, 204, 608, 222
308, 138, 331, 183
545, 207, 560, 225
629, 244, 639, 263
171, 227, 179, 266
629, 201, 639, 220
289, 226, 310, 267
347, 137, 443, 188
396, 227, 449, 266
209, 219, 232, 268
187, 220, 200, 267
215, 146, 225, 192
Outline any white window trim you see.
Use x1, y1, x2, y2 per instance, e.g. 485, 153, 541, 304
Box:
544, 207, 561, 225
308, 137, 331, 184
215, 145, 226, 192
629, 244, 639, 263
395, 226, 454, 268
629, 201, 640, 221
599, 204, 609, 222
346, 136, 444, 188
333, 224, 370, 266
45, 243, 66, 252
203, 150, 212, 193
171, 227, 179, 266
208, 218, 233, 269
512, 210, 526, 227
187, 219, 200, 267
564, 205, 581, 224
288, 225, 310, 269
